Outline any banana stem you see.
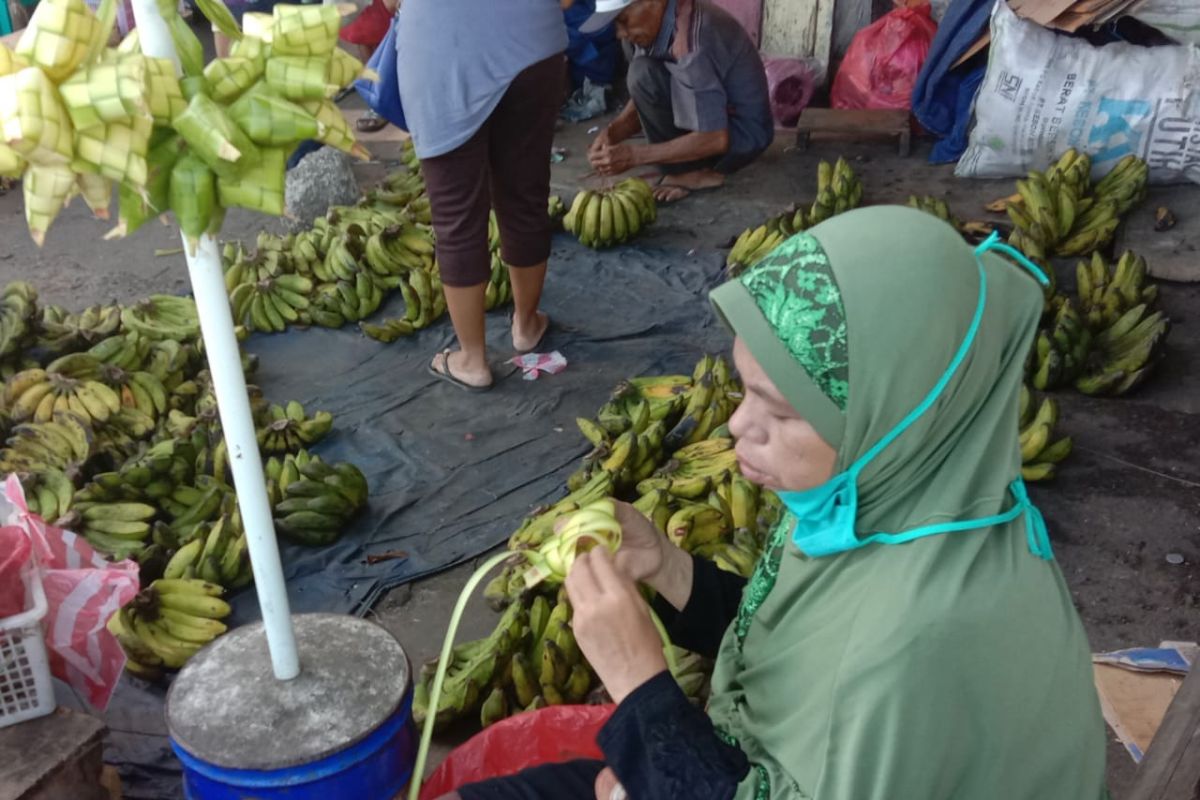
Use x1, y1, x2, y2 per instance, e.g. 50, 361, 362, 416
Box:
409, 550, 678, 800
409, 550, 512, 800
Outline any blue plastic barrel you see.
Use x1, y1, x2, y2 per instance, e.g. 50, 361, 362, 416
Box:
172, 693, 416, 800
165, 615, 417, 800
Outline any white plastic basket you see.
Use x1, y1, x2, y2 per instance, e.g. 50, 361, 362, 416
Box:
0, 565, 55, 728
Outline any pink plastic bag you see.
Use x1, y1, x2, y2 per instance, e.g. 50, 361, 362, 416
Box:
763, 57, 821, 128
419, 704, 616, 798
3, 475, 141, 710
831, 1, 937, 111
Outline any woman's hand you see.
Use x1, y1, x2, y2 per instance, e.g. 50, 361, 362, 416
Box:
566, 548, 667, 704
609, 501, 666, 582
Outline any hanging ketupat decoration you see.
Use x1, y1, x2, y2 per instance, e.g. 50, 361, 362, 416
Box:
0, 0, 376, 249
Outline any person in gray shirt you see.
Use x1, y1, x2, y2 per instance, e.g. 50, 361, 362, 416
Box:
583, 0, 773, 203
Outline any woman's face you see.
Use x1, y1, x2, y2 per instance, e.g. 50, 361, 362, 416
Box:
727, 338, 838, 493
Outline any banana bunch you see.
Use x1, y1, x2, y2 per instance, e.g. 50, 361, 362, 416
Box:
1006, 150, 1147, 260
668, 645, 712, 703
107, 578, 231, 680
1018, 387, 1072, 482
96, 364, 169, 423
18, 466, 76, 524
415, 591, 597, 731
548, 194, 567, 228
907, 195, 961, 230
1029, 299, 1091, 391
562, 178, 656, 249
363, 222, 436, 278
35, 303, 123, 353
1092, 154, 1149, 217
726, 206, 808, 276
163, 506, 253, 588
808, 157, 864, 226
0, 283, 38, 363
255, 400, 333, 454
2, 362, 121, 426
1074, 304, 1171, 397
72, 498, 158, 559
399, 137, 422, 175
271, 450, 368, 546
1076, 251, 1159, 332
230, 273, 314, 333
484, 254, 514, 313
88, 330, 152, 372
121, 295, 201, 342
508, 470, 615, 550
0, 413, 93, 474
727, 158, 863, 275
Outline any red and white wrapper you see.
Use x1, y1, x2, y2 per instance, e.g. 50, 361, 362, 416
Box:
509, 351, 568, 381
3, 475, 141, 710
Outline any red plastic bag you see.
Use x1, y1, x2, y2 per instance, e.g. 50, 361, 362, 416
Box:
0, 525, 32, 617
3, 475, 141, 710
419, 704, 616, 798
831, 1, 937, 111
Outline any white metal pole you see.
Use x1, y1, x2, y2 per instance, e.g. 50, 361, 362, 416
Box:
130, 0, 301, 681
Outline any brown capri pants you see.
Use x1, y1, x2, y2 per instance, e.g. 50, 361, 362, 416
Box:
421, 53, 564, 288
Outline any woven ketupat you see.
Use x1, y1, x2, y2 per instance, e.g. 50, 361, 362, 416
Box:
229, 87, 322, 146
174, 92, 259, 178
170, 152, 219, 252
58, 56, 150, 130
110, 133, 181, 238
301, 98, 369, 160
204, 56, 262, 103
24, 162, 76, 245
0, 146, 23, 177
242, 12, 274, 41
0, 43, 30, 75
271, 4, 340, 57
15, 0, 102, 82
76, 172, 112, 219
217, 146, 285, 216
0, 67, 75, 165
327, 47, 376, 90
142, 56, 187, 124
230, 35, 267, 67
265, 55, 335, 101
73, 113, 153, 185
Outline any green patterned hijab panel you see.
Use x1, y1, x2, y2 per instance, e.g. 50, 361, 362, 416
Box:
739, 233, 849, 410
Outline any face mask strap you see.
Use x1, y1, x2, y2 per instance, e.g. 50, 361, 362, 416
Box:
975, 230, 1051, 287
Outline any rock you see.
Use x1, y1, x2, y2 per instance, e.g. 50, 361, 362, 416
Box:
284, 147, 360, 232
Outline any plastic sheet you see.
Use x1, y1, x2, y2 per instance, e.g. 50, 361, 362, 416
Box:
102, 235, 729, 798
420, 705, 615, 799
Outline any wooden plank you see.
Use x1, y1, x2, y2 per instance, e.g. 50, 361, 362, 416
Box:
1126, 662, 1200, 800
793, 108, 911, 155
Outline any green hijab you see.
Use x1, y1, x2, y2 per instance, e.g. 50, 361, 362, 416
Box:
705, 207, 1107, 799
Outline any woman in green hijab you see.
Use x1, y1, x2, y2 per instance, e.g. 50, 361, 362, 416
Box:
444, 206, 1108, 800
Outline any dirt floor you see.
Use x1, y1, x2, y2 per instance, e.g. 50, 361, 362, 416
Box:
4, 112, 1198, 796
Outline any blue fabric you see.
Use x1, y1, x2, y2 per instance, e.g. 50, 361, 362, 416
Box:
564, 0, 620, 88
395, 0, 567, 159
354, 12, 408, 131
911, 0, 993, 164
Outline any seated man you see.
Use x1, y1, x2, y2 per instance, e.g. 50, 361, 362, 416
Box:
582, 0, 773, 202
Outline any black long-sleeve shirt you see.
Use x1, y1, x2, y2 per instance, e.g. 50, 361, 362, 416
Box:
597, 555, 751, 799
458, 556, 752, 800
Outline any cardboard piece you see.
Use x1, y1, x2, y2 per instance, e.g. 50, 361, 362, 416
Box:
1093, 642, 1197, 763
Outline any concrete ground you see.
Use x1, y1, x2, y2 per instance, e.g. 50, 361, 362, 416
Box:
4, 114, 1197, 796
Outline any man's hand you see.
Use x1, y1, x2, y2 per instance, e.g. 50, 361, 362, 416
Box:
589, 126, 613, 157
590, 143, 638, 176
566, 548, 667, 705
